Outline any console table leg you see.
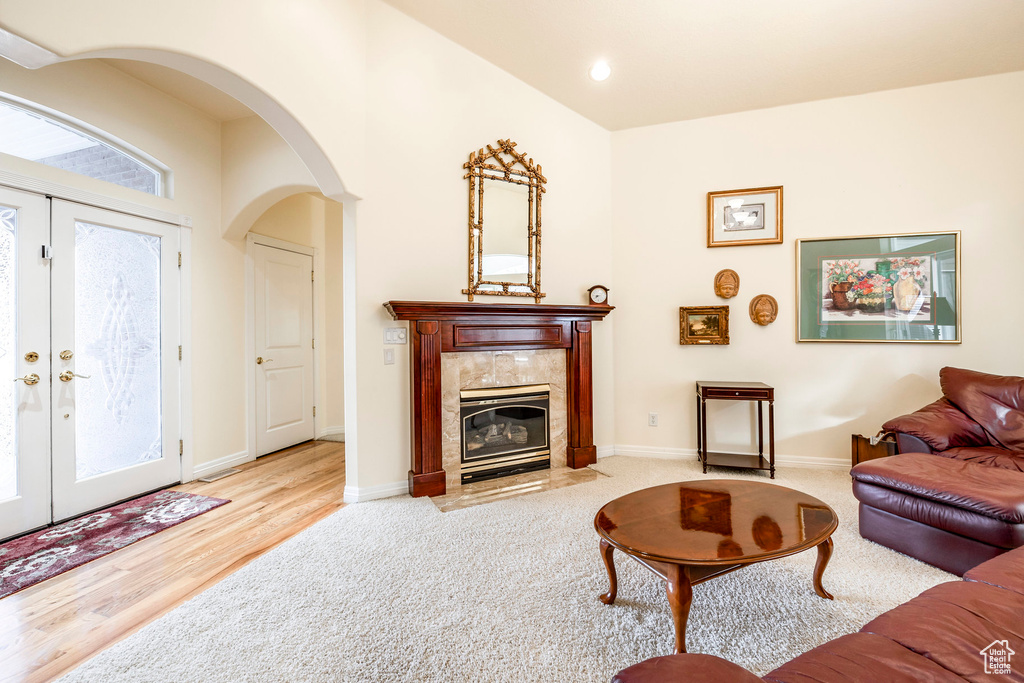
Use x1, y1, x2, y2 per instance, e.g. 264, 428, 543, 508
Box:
665, 564, 693, 654
813, 537, 835, 600
695, 394, 702, 464
768, 399, 776, 479
700, 398, 708, 474
599, 539, 618, 605
757, 400, 764, 457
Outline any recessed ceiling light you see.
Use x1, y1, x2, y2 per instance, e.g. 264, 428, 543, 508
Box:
589, 60, 611, 82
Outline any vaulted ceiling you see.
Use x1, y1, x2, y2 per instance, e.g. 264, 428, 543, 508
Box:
381, 0, 1024, 130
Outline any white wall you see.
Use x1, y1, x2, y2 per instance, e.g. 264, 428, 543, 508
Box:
221, 116, 319, 240
324, 200, 346, 435
352, 1, 615, 490
610, 71, 1024, 465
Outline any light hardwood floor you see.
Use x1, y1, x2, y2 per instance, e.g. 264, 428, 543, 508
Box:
0, 440, 346, 683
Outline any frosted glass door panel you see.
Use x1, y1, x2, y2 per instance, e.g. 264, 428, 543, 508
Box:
0, 207, 17, 500
74, 222, 162, 479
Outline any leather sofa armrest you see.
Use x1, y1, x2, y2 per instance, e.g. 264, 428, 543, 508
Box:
883, 398, 989, 452
893, 432, 933, 454
612, 654, 762, 683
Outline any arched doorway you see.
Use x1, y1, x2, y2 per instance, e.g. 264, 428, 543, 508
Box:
0, 39, 362, 508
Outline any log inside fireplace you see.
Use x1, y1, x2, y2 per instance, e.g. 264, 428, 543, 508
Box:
459, 384, 550, 484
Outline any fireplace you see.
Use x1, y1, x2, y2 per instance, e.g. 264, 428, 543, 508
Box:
384, 301, 613, 497
460, 384, 550, 483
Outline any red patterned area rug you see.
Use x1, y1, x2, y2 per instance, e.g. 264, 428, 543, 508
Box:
0, 490, 229, 599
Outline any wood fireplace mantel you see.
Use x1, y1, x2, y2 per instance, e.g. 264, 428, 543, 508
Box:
385, 301, 613, 497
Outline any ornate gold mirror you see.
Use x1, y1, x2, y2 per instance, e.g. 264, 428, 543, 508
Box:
462, 139, 546, 302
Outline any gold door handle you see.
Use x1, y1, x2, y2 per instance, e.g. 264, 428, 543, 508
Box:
256, 357, 274, 365
59, 371, 91, 382
14, 374, 40, 385
60, 350, 74, 361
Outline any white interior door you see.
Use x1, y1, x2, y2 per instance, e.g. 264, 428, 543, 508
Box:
254, 242, 314, 456
0, 187, 51, 540
50, 200, 181, 522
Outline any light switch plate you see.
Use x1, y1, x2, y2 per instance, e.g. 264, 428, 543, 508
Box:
383, 348, 395, 365
384, 327, 408, 345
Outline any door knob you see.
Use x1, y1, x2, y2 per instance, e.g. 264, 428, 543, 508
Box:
256, 357, 274, 365
14, 374, 40, 385
24, 352, 39, 363
59, 371, 91, 382
60, 350, 73, 361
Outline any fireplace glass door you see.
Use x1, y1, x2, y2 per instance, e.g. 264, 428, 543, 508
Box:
460, 384, 550, 483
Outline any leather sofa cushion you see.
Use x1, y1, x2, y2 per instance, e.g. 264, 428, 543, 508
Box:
610, 653, 761, 683
942, 446, 1024, 472
883, 397, 989, 451
853, 481, 1024, 548
851, 453, 1024, 523
763, 633, 963, 683
861, 581, 1024, 681
965, 546, 1024, 596
941, 366, 1024, 451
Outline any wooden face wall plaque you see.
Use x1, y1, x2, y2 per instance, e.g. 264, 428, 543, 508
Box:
749, 294, 778, 326
714, 269, 740, 299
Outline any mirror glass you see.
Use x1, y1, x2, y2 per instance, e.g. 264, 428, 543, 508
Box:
481, 179, 529, 284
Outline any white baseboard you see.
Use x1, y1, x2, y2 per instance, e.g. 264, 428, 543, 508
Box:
596, 445, 616, 459
609, 445, 849, 470
190, 450, 253, 481
343, 480, 409, 503
318, 426, 345, 442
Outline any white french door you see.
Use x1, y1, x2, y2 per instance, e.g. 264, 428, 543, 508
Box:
0, 187, 51, 540
50, 201, 181, 521
0, 194, 181, 540
253, 242, 314, 456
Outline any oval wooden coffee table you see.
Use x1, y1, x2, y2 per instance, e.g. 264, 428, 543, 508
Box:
594, 479, 838, 654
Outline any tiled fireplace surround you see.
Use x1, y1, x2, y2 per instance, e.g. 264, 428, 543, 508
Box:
442, 350, 567, 488
385, 301, 613, 497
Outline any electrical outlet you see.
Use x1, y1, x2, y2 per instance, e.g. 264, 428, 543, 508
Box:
383, 348, 395, 365
384, 327, 408, 344
648, 412, 658, 427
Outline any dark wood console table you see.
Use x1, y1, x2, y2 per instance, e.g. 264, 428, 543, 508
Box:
696, 381, 775, 478
385, 301, 613, 497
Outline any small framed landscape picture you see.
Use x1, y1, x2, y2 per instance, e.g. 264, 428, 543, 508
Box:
680, 306, 730, 345
707, 186, 783, 247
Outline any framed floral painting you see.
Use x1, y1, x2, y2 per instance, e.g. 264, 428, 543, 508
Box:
796, 232, 960, 343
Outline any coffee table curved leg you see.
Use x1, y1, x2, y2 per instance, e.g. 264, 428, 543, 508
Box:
813, 536, 835, 600
665, 564, 693, 654
599, 539, 618, 605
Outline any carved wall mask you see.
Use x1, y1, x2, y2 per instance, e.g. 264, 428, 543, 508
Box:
749, 294, 778, 326
714, 269, 739, 298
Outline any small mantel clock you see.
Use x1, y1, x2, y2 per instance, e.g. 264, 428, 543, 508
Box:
587, 285, 610, 305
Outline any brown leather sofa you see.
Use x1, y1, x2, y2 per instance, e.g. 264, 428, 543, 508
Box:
612, 544, 1024, 682
850, 367, 1024, 575
881, 366, 1024, 471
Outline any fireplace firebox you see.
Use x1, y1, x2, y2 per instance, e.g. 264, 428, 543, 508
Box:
459, 384, 550, 483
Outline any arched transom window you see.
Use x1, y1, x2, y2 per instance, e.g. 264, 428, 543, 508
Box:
0, 94, 167, 197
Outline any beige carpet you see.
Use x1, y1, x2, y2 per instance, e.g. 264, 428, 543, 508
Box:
59, 456, 953, 682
